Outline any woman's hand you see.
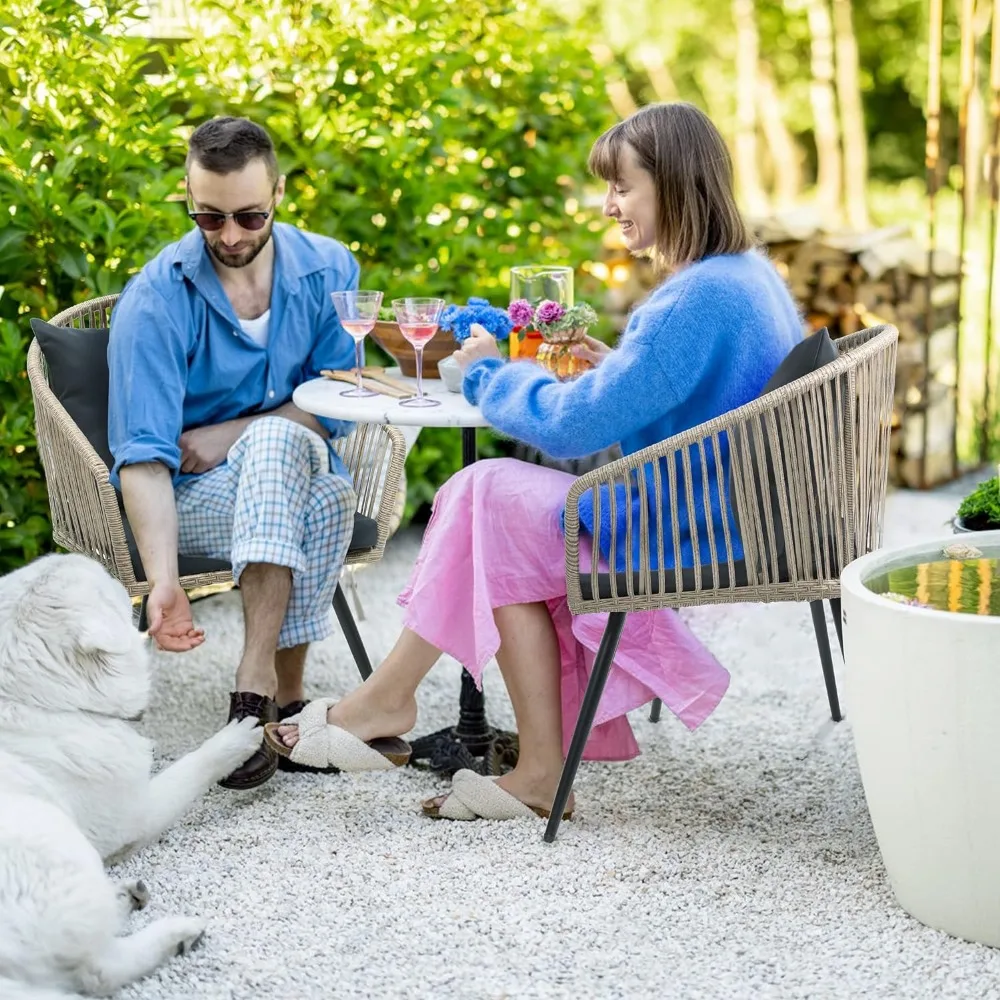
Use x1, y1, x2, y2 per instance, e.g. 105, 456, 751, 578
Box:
570, 334, 612, 368
453, 323, 501, 372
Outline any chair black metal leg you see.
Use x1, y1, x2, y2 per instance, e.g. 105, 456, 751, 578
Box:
829, 597, 844, 656
544, 612, 627, 843
809, 600, 842, 722
649, 698, 662, 723
333, 583, 373, 681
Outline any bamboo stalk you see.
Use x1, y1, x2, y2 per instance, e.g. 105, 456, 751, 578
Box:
983, 0, 1000, 461
954, 0, 976, 477
922, 0, 944, 488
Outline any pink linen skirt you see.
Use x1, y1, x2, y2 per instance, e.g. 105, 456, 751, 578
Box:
397, 458, 730, 761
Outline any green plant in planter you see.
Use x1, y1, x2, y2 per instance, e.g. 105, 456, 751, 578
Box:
956, 476, 1000, 531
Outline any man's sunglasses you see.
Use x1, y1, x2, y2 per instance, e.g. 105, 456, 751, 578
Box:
186, 184, 277, 232
187, 206, 273, 232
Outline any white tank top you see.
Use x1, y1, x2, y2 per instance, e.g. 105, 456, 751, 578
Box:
239, 309, 271, 348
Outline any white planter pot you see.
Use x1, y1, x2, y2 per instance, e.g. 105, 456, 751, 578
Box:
841, 530, 1000, 947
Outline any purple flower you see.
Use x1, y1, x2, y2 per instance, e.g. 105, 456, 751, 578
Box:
535, 300, 565, 326
508, 298, 534, 328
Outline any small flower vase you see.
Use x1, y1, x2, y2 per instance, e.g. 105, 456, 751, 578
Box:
536, 326, 592, 380
509, 327, 544, 361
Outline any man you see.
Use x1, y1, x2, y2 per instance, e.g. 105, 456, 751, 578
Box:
108, 117, 359, 790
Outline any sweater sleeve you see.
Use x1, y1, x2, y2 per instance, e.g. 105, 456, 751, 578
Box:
462, 273, 727, 459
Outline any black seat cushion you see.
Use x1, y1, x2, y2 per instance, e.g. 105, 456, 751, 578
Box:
125, 512, 379, 583
578, 552, 791, 602
31, 317, 379, 582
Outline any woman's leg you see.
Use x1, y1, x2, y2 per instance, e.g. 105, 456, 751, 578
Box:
423, 600, 574, 814
489, 602, 573, 812
276, 627, 439, 746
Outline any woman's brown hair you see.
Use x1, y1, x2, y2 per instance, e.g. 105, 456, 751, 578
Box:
588, 102, 755, 272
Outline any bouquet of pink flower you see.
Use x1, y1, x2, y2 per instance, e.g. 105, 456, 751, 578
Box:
506, 299, 598, 344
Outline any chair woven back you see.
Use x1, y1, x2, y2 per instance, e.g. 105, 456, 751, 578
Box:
565, 324, 899, 613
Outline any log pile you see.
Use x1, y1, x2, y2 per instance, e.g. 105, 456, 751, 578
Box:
756, 217, 961, 488
599, 214, 961, 488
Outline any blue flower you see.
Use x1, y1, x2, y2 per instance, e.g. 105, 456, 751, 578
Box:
439, 297, 513, 343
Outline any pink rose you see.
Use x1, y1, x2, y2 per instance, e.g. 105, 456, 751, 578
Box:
508, 298, 535, 328
535, 300, 565, 325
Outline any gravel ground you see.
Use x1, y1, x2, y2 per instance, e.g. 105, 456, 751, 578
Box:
111, 479, 1000, 1000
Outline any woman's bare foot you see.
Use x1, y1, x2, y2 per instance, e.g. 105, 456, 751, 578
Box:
275, 687, 417, 749
425, 766, 574, 817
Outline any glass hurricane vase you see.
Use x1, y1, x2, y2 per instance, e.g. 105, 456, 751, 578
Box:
536, 327, 592, 380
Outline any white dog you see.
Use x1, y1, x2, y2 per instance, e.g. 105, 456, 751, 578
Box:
0, 554, 264, 998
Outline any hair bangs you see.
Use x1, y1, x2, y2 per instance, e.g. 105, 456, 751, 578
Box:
588, 124, 627, 184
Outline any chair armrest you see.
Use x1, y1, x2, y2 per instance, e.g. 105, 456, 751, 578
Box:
26, 339, 138, 588
332, 422, 407, 555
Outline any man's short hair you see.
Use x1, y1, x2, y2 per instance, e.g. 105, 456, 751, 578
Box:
186, 117, 278, 181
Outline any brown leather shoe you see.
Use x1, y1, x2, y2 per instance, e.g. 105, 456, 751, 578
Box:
217, 691, 279, 790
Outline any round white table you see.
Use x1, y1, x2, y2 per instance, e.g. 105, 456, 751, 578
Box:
293, 371, 516, 775
293, 371, 489, 430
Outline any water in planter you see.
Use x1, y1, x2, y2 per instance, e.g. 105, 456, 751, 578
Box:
865, 555, 1000, 615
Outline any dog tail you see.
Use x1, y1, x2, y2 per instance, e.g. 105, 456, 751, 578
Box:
0, 978, 83, 1000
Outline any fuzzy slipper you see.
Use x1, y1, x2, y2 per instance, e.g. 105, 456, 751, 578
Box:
262, 698, 410, 772
275, 701, 338, 775
421, 769, 574, 822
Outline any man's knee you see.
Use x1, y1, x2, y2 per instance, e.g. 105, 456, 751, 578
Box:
309, 473, 356, 520
233, 417, 328, 471
239, 416, 317, 451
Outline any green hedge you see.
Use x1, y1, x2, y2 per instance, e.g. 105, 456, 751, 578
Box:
0, 0, 612, 568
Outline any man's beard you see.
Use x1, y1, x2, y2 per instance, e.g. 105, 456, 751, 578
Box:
204, 221, 273, 269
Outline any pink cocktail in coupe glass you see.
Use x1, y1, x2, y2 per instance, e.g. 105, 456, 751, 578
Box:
331, 290, 383, 397
392, 297, 445, 408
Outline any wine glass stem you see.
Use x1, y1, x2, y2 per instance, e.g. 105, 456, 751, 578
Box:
415, 347, 424, 399
354, 340, 364, 392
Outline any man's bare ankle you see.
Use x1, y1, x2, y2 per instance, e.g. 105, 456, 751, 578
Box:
235, 664, 277, 699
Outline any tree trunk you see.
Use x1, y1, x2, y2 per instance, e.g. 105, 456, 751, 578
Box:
637, 45, 678, 102
800, 0, 843, 223
757, 64, 803, 207
732, 0, 769, 215
831, 0, 868, 229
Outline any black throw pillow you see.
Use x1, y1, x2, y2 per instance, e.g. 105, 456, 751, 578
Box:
727, 327, 839, 568
30, 318, 114, 469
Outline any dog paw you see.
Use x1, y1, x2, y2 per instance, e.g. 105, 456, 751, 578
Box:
118, 878, 150, 911
166, 917, 208, 957
210, 716, 266, 769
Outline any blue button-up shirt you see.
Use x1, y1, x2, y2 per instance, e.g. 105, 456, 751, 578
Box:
107, 222, 359, 489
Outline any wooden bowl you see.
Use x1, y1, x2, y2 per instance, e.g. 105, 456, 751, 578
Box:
369, 320, 455, 378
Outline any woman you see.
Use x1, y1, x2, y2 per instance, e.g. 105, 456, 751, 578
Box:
265, 102, 802, 821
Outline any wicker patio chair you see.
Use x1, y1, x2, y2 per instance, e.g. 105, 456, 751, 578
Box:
27, 293, 406, 680
544, 323, 899, 841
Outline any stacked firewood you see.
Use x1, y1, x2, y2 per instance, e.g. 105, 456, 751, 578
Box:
756, 217, 961, 487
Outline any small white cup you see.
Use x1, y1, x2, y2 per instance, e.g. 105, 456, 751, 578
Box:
437, 355, 464, 393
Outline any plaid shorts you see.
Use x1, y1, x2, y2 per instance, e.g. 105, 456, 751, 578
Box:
174, 417, 356, 648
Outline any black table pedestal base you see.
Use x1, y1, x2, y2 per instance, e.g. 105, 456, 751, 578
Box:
408, 668, 519, 777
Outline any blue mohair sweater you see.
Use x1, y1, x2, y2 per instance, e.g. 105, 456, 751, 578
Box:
463, 250, 803, 572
